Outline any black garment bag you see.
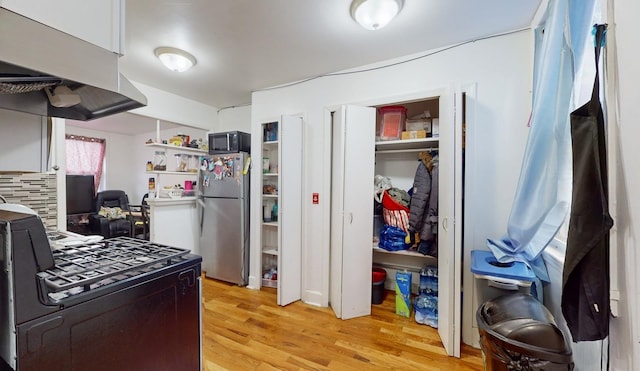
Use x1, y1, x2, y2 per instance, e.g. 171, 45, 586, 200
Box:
561, 24, 614, 342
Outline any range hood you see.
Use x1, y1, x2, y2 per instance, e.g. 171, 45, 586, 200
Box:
0, 8, 147, 121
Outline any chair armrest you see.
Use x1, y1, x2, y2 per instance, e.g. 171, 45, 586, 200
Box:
88, 214, 109, 236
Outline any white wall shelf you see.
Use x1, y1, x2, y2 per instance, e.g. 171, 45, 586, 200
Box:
145, 143, 206, 154
146, 171, 198, 176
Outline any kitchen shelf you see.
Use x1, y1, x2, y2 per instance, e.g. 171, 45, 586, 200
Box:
262, 194, 278, 199
146, 171, 198, 176
262, 173, 279, 177
145, 143, 206, 154
262, 222, 279, 227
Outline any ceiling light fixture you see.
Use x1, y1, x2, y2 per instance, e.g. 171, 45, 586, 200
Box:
154, 47, 197, 72
350, 0, 404, 30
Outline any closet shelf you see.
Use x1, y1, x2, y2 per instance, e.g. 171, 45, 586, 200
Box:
372, 245, 436, 259
375, 137, 438, 152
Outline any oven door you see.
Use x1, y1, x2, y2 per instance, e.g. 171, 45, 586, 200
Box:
15, 258, 202, 371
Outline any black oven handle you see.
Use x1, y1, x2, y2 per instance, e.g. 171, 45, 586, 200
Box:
178, 268, 198, 296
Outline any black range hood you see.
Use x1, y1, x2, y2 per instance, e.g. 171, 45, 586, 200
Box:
0, 8, 147, 121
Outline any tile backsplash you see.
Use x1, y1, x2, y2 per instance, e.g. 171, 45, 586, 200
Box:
0, 172, 58, 229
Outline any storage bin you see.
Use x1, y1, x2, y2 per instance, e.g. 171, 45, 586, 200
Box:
406, 118, 431, 132
159, 188, 184, 199
378, 105, 407, 141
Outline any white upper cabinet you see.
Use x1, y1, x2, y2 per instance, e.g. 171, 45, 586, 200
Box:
0, 0, 123, 54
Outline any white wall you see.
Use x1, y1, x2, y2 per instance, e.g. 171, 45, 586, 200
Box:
130, 81, 219, 131
217, 105, 251, 133
608, 0, 640, 369
250, 30, 533, 346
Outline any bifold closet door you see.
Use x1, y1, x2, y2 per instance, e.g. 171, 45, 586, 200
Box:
330, 105, 375, 320
278, 115, 303, 306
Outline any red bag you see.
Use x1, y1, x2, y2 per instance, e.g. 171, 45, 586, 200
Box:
381, 190, 410, 233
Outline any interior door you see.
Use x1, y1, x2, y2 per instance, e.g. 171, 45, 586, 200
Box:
278, 115, 303, 306
437, 87, 463, 357
330, 105, 376, 319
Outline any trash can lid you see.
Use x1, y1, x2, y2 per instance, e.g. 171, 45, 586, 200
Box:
471, 250, 536, 282
372, 267, 386, 283
477, 293, 572, 359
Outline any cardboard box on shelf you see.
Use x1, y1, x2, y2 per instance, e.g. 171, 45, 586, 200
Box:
406, 118, 431, 132
401, 130, 427, 140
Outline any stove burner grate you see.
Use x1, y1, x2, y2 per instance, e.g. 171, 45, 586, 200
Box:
36, 237, 190, 301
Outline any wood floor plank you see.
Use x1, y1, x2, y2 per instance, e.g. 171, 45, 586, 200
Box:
202, 277, 483, 370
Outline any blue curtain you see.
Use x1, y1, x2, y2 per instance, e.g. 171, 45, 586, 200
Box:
487, 0, 596, 285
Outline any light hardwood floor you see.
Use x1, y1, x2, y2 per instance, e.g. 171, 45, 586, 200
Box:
201, 277, 483, 370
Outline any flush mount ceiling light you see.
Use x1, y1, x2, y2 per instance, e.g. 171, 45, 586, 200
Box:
154, 47, 197, 72
350, 0, 404, 30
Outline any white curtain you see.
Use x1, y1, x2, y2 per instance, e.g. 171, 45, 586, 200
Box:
65, 134, 106, 193
487, 0, 597, 284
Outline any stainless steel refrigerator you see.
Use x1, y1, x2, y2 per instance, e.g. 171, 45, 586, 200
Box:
197, 152, 250, 285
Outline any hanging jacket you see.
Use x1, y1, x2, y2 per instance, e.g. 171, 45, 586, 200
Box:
409, 154, 437, 243
427, 157, 439, 237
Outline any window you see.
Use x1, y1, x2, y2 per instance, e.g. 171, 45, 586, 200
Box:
65, 134, 106, 192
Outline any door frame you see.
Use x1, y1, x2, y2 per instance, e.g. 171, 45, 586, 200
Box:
323, 86, 466, 356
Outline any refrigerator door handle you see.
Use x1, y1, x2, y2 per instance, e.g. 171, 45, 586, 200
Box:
198, 198, 206, 235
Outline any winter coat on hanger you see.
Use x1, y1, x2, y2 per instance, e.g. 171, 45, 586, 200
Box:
409, 152, 438, 255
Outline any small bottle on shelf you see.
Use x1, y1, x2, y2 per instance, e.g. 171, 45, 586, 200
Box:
271, 202, 278, 222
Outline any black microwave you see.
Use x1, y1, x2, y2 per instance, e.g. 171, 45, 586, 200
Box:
208, 131, 251, 154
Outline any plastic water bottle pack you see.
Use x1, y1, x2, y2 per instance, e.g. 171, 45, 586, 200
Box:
416, 265, 438, 328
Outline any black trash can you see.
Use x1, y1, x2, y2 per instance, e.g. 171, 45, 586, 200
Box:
371, 267, 387, 304
476, 293, 574, 370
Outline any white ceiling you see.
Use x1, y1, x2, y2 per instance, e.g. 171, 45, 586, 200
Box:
69, 0, 543, 134
119, 0, 542, 109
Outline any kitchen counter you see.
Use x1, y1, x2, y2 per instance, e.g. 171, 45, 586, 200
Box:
147, 197, 199, 254
147, 196, 197, 206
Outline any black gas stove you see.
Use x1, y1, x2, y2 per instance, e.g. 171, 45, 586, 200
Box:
0, 210, 202, 371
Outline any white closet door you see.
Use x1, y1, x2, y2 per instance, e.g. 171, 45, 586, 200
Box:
437, 88, 463, 357
278, 115, 303, 306
330, 105, 375, 319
